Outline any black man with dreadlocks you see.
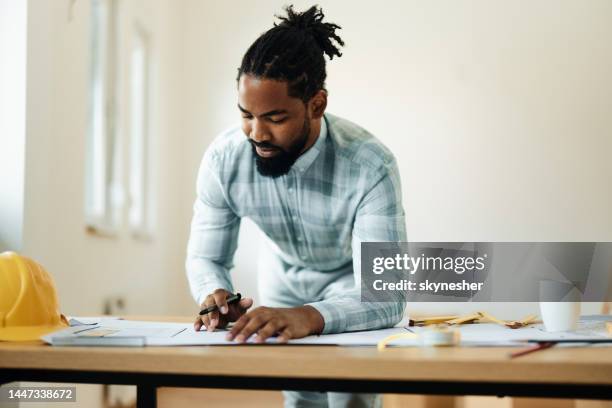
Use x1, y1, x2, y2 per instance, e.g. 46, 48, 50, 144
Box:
187, 6, 406, 407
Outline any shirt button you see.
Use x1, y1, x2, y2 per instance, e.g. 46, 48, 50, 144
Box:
292, 215, 298, 221
288, 187, 293, 193
297, 235, 303, 242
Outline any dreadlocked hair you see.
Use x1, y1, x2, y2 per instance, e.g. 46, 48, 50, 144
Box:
237, 5, 345, 102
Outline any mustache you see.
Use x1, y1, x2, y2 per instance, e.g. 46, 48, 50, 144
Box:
249, 139, 282, 151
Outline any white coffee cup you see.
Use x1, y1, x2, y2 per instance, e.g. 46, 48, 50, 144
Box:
539, 301, 581, 332
539, 279, 581, 332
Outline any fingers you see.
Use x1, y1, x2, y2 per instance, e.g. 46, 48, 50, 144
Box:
196, 290, 251, 333
198, 290, 226, 332
227, 307, 263, 342
254, 321, 286, 344
227, 312, 260, 343
198, 296, 214, 331
276, 327, 293, 343
194, 316, 203, 332
225, 297, 254, 322
212, 290, 230, 315
207, 289, 231, 331
226, 307, 289, 344
238, 297, 254, 312
208, 309, 220, 331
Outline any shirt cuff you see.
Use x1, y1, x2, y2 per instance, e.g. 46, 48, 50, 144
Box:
306, 300, 348, 334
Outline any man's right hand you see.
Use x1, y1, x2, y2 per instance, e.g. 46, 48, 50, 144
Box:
194, 289, 254, 332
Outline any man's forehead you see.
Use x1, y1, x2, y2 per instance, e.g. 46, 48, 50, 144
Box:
238, 75, 301, 113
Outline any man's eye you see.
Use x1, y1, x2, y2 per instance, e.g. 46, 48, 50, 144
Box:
242, 115, 253, 120
269, 117, 287, 124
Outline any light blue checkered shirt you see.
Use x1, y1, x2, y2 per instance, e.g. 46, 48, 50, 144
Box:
186, 113, 407, 334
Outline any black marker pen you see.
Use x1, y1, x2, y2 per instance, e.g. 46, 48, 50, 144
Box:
199, 293, 242, 315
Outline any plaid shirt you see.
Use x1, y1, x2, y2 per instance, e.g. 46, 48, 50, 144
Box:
186, 113, 407, 334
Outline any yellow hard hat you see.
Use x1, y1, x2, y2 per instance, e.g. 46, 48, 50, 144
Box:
0, 252, 68, 341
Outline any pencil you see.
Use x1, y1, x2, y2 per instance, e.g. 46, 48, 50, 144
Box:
509, 341, 556, 359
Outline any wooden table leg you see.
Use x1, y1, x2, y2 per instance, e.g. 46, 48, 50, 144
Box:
137, 384, 157, 407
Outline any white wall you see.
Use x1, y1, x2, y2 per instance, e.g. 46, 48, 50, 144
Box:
20, 1, 188, 406
23, 0, 188, 316
17, 0, 612, 324
0, 5, 25, 405
10, 2, 610, 406
181, 0, 612, 317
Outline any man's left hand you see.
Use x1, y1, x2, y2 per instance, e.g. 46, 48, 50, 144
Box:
226, 305, 324, 343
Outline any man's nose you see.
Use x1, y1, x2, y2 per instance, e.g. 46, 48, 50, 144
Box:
250, 119, 271, 144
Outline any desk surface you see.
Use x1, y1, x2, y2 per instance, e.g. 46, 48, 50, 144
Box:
1, 316, 611, 387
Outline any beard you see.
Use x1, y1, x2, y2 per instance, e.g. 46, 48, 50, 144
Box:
250, 117, 311, 178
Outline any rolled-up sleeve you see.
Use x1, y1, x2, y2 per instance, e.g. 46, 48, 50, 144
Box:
185, 148, 240, 306
307, 158, 407, 334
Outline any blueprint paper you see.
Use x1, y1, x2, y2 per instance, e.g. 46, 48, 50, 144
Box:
42, 316, 611, 347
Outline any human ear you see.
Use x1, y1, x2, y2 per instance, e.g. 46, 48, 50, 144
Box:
309, 90, 327, 119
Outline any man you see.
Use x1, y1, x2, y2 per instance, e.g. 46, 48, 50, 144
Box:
186, 5, 406, 408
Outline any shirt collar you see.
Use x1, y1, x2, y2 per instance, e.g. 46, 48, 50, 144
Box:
291, 115, 328, 174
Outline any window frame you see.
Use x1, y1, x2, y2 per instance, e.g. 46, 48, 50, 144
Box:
128, 21, 154, 240
85, 0, 121, 237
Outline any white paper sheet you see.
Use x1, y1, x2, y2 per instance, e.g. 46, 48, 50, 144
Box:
43, 321, 190, 346
43, 319, 406, 347
67, 316, 122, 327
42, 316, 611, 347
114, 323, 405, 346
405, 319, 612, 347
266, 327, 405, 346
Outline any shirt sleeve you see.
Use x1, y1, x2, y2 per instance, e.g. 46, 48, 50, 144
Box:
307, 157, 407, 334
185, 147, 240, 306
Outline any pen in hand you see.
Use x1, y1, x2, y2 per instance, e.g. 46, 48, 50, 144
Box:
199, 293, 242, 316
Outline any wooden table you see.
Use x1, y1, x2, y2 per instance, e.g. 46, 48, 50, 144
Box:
1, 317, 611, 407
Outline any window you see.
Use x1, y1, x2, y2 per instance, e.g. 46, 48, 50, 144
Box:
85, 0, 155, 239
128, 24, 153, 237
85, 0, 121, 234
